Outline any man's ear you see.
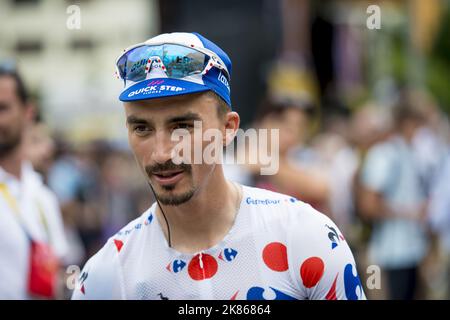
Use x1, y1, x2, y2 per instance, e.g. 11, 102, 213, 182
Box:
223, 111, 240, 146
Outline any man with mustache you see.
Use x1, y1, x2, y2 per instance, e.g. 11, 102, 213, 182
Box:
72, 33, 365, 300
0, 65, 68, 299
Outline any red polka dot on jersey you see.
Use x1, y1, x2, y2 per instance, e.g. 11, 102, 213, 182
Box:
300, 257, 325, 288
188, 253, 218, 281
262, 242, 289, 272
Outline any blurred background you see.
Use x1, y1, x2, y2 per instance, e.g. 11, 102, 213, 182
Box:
1, 0, 450, 299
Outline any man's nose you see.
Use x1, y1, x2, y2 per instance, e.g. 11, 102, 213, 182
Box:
151, 131, 174, 164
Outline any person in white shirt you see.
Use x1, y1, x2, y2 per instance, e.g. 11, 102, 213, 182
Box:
428, 151, 450, 298
359, 93, 429, 300
72, 32, 365, 300
0, 65, 68, 299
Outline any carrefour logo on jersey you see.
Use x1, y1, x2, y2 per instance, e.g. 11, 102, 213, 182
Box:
128, 84, 186, 97
166, 259, 186, 273
246, 197, 281, 205
218, 248, 238, 262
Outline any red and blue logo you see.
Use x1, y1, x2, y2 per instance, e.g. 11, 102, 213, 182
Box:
218, 248, 238, 262
166, 259, 187, 273
325, 224, 344, 250
344, 263, 363, 300
78, 271, 88, 295
144, 213, 153, 225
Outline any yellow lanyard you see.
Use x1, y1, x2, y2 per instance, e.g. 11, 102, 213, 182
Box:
0, 183, 50, 241
0, 183, 20, 214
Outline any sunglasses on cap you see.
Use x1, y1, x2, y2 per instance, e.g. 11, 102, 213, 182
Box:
115, 42, 230, 87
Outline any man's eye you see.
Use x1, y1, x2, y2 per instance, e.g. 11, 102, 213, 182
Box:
133, 125, 150, 135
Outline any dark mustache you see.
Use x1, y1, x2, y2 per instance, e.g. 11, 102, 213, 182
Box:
145, 161, 191, 176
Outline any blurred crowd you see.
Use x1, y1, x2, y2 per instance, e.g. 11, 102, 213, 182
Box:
39, 138, 152, 266
225, 88, 450, 300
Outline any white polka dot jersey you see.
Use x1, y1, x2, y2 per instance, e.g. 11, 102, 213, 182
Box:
72, 185, 366, 300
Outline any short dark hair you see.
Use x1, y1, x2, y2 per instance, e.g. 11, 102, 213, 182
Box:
254, 97, 313, 124
0, 67, 29, 105
204, 91, 230, 120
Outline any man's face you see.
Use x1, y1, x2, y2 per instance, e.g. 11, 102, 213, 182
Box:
124, 93, 226, 206
0, 76, 28, 156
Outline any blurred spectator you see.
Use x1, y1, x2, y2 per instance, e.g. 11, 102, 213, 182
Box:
48, 141, 115, 262
24, 123, 86, 274
47, 141, 94, 265
358, 92, 430, 299
249, 98, 329, 211
47, 140, 152, 267
350, 103, 393, 241
23, 122, 55, 178
428, 152, 450, 299
0, 65, 68, 299
97, 148, 153, 240
410, 89, 450, 196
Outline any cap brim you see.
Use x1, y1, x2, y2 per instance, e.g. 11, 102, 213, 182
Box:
119, 78, 210, 102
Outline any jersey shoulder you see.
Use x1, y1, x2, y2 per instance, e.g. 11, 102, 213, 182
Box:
71, 236, 122, 299
71, 207, 155, 299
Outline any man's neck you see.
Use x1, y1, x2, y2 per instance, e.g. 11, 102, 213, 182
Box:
155, 168, 242, 254
0, 146, 23, 180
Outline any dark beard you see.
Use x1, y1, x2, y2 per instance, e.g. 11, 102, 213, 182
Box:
145, 160, 195, 206
0, 135, 21, 158
155, 187, 196, 206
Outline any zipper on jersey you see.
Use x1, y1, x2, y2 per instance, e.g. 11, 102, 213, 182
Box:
199, 252, 205, 279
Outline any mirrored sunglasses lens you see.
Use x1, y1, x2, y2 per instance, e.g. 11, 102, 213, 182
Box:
125, 45, 163, 82
118, 44, 209, 82
162, 44, 206, 78
117, 55, 127, 79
